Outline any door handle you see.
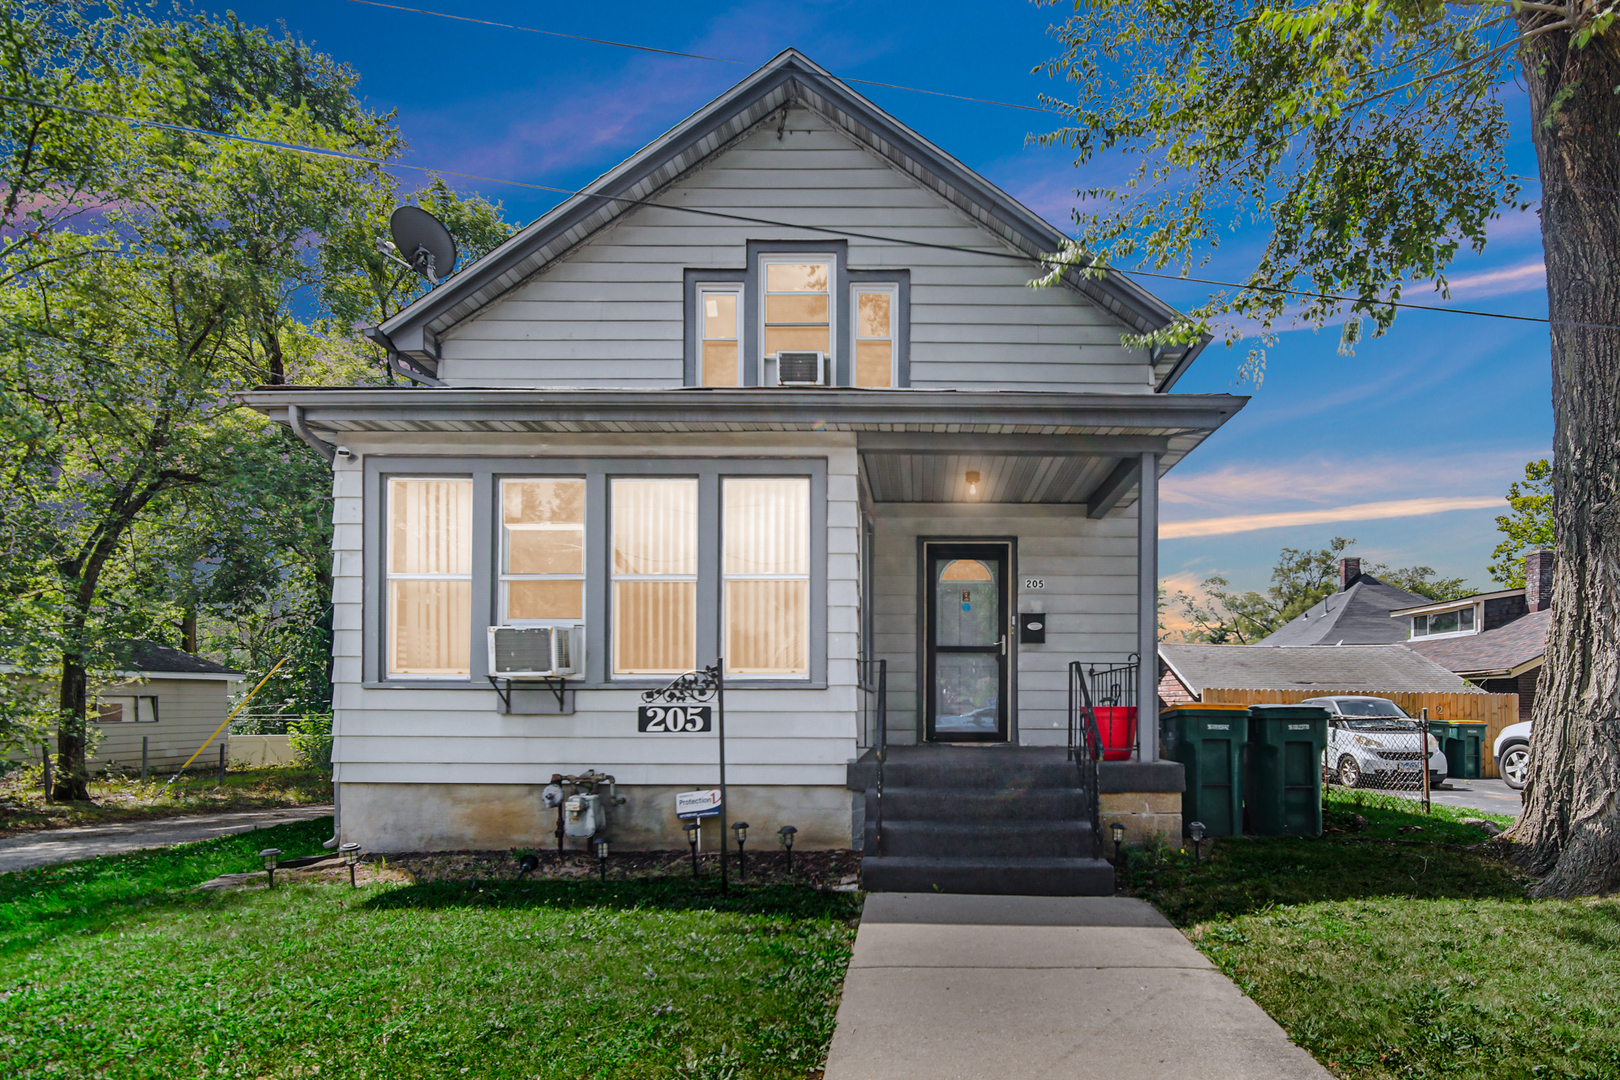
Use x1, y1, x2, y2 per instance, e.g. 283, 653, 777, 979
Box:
1000, 634, 1008, 655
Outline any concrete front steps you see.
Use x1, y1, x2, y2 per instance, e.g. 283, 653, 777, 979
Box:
855, 746, 1114, 896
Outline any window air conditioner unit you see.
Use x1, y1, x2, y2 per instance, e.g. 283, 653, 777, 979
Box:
776, 350, 825, 386
488, 625, 584, 678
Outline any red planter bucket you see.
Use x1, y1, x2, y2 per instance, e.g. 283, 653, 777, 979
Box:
1095, 706, 1138, 761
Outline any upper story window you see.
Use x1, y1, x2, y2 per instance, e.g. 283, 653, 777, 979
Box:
853, 284, 897, 388
698, 285, 742, 387
387, 478, 473, 678
500, 479, 585, 624
762, 257, 833, 384
1411, 605, 1476, 638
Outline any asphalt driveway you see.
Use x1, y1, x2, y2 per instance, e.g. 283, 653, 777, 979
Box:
0, 805, 333, 874
1380, 778, 1521, 818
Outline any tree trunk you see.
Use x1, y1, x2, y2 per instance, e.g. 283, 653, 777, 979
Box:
1508, 26, 1620, 897
53, 655, 92, 802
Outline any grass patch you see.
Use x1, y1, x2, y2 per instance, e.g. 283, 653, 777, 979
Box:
0, 763, 332, 836
1135, 789, 1620, 1079
0, 822, 859, 1078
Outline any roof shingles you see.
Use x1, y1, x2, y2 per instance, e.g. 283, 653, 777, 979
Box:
1160, 643, 1482, 695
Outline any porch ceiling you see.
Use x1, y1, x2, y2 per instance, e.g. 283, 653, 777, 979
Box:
860, 451, 1116, 504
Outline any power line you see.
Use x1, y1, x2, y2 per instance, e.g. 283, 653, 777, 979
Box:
4, 93, 1609, 333
341, 0, 1062, 115
1511, 173, 1620, 195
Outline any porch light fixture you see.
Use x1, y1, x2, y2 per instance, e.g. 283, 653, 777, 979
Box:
778, 825, 798, 875
732, 821, 749, 879
259, 848, 282, 889
596, 840, 609, 883
684, 820, 701, 878
1189, 821, 1206, 865
966, 470, 981, 496
339, 842, 362, 888
1108, 823, 1125, 868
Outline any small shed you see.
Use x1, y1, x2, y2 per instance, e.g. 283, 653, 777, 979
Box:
90, 643, 244, 774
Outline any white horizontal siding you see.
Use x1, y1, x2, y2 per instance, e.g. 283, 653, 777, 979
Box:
330, 436, 860, 789
439, 111, 1152, 391
91, 678, 229, 771
868, 502, 1140, 747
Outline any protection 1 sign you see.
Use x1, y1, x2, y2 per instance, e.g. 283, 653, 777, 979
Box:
675, 788, 723, 819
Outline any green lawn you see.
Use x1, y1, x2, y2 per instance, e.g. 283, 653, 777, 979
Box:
1132, 790, 1620, 1080
0, 819, 859, 1079
0, 763, 333, 836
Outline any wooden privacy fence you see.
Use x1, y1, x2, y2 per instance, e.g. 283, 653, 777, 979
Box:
1201, 688, 1520, 779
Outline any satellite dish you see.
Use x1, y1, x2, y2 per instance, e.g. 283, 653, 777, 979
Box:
387, 205, 457, 286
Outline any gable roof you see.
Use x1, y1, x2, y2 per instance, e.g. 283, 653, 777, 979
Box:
1159, 643, 1483, 695
374, 49, 1205, 390
1253, 574, 1433, 646
1406, 607, 1550, 678
122, 641, 242, 679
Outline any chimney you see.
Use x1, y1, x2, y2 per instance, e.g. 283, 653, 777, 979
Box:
1525, 550, 1554, 612
1339, 557, 1361, 591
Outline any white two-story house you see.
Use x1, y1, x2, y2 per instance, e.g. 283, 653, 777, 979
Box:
246, 50, 1245, 894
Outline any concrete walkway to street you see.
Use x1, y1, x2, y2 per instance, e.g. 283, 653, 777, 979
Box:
822, 892, 1330, 1080
0, 805, 333, 874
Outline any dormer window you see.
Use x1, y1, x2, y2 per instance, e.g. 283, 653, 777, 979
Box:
1411, 605, 1476, 638
762, 257, 832, 385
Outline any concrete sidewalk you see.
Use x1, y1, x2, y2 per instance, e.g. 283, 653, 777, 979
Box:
0, 805, 333, 874
822, 893, 1330, 1080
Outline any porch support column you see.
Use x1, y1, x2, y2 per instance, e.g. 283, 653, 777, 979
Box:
1137, 452, 1160, 761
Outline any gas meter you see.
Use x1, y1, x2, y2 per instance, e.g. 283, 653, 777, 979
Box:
564, 793, 604, 838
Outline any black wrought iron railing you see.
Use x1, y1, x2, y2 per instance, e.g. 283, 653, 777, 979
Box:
1084, 654, 1140, 757
1067, 660, 1105, 858
857, 658, 888, 856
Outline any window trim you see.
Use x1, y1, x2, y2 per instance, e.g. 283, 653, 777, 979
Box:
384, 476, 476, 680
363, 456, 828, 689
695, 283, 744, 388
498, 476, 587, 628
759, 253, 836, 386
721, 476, 812, 680
851, 281, 899, 388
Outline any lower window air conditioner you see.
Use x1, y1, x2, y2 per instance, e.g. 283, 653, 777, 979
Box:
488, 624, 584, 678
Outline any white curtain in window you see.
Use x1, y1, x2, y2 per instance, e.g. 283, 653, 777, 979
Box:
613, 479, 697, 674
724, 478, 809, 675
387, 479, 473, 676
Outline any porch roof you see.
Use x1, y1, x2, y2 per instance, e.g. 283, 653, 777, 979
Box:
242, 386, 1245, 515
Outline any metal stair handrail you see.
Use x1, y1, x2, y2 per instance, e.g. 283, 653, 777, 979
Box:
858, 658, 889, 857
1067, 660, 1105, 858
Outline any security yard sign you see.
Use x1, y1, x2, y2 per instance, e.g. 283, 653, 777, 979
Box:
676, 788, 723, 820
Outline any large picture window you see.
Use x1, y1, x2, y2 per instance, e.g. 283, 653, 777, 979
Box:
723, 478, 810, 677
387, 478, 473, 677
612, 478, 698, 675
501, 478, 585, 623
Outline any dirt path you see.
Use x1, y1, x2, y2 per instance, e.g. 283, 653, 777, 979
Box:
0, 805, 333, 873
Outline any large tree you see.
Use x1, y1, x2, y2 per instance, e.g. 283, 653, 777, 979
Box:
0, 2, 511, 794
1042, 0, 1619, 895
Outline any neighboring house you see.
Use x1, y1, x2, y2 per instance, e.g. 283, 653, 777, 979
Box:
4, 641, 243, 773
1158, 643, 1483, 704
242, 50, 1245, 861
1253, 558, 1432, 646
1400, 550, 1553, 721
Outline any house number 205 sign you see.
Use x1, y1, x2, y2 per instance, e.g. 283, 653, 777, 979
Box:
637, 705, 713, 732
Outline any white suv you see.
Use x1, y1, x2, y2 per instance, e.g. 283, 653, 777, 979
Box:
1493, 721, 1531, 790
1300, 695, 1448, 789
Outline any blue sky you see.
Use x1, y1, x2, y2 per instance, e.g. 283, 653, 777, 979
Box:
218, 0, 1553, 610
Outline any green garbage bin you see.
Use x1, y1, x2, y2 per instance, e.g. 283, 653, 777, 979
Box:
1245, 704, 1330, 837
1447, 722, 1487, 779
1159, 704, 1248, 837
1425, 720, 1486, 780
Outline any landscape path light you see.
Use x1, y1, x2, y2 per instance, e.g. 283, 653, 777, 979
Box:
1189, 821, 1206, 864
339, 842, 362, 888
596, 839, 609, 883
259, 848, 282, 889
777, 825, 797, 875
684, 821, 701, 878
1109, 822, 1125, 868
731, 821, 749, 879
